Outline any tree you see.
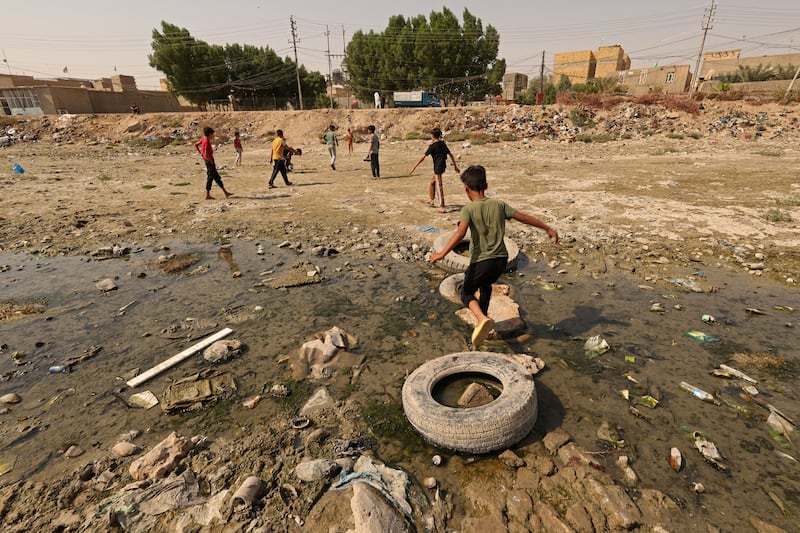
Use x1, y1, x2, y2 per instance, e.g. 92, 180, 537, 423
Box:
345, 8, 504, 103
149, 21, 326, 108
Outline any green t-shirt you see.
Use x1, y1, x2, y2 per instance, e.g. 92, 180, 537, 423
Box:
458, 198, 516, 263
324, 131, 336, 146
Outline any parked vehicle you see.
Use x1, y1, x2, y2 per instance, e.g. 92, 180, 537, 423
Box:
392, 90, 441, 108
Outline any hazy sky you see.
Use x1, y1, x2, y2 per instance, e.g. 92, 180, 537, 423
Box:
2, 1, 799, 89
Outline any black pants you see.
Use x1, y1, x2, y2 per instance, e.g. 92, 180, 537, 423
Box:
461, 257, 508, 315
205, 160, 224, 191
370, 153, 380, 178
269, 159, 290, 185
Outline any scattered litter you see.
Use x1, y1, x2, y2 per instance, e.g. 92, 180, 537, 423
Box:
160, 370, 237, 414
693, 431, 728, 471
746, 307, 766, 315
701, 314, 716, 324
127, 327, 233, 388
584, 335, 610, 358
637, 395, 659, 409
129, 390, 159, 409
12, 163, 24, 174
719, 364, 757, 384
416, 225, 439, 233
669, 447, 682, 472
685, 330, 719, 343
680, 382, 718, 404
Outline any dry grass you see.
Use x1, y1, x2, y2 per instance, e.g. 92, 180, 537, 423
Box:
730, 352, 797, 379
0, 300, 46, 322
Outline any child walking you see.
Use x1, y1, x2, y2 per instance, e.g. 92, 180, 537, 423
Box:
409, 127, 459, 213
346, 128, 354, 154
194, 126, 233, 200
429, 165, 558, 347
233, 130, 243, 167
324, 124, 338, 170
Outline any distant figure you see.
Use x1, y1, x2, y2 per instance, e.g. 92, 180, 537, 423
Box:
268, 129, 297, 189
374, 91, 381, 109
233, 130, 243, 167
367, 125, 380, 179
430, 165, 558, 348
381, 95, 386, 109
409, 127, 459, 213
345, 128, 354, 154
324, 124, 338, 170
130, 103, 140, 115
194, 126, 233, 200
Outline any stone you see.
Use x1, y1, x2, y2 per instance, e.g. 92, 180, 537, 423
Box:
112, 441, 140, 458
505, 488, 533, 523
583, 477, 642, 530
535, 502, 576, 532
532, 456, 557, 476
513, 467, 540, 490
96, 278, 118, 292
129, 432, 194, 481
350, 482, 411, 533
498, 449, 525, 468
294, 458, 340, 482
457, 382, 494, 408
202, 339, 243, 363
0, 393, 21, 404
543, 429, 572, 454
455, 294, 526, 338
557, 442, 601, 470
565, 503, 595, 533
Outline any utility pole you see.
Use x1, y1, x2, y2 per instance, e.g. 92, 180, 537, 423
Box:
689, 0, 716, 97
325, 26, 333, 109
290, 16, 304, 110
539, 50, 545, 104
343, 25, 351, 109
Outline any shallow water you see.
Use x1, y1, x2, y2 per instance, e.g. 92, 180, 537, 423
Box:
0, 240, 798, 530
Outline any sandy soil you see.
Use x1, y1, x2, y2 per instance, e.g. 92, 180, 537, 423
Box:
1, 104, 798, 284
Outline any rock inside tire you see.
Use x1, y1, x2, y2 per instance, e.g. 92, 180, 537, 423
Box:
401, 351, 537, 454
430, 230, 519, 273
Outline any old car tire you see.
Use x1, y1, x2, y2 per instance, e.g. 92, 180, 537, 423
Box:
430, 230, 519, 273
402, 351, 537, 454
438, 273, 514, 305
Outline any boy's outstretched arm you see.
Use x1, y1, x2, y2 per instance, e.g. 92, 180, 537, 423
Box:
430, 221, 469, 264
513, 212, 559, 245
449, 153, 460, 173
409, 154, 426, 175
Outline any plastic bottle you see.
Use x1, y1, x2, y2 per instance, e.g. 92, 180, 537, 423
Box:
680, 382, 716, 404
49, 365, 69, 374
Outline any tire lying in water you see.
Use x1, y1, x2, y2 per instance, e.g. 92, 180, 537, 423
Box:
438, 273, 514, 306
430, 230, 519, 273
402, 351, 537, 454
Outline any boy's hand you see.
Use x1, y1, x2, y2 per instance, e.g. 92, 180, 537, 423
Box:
547, 228, 559, 245
429, 251, 445, 264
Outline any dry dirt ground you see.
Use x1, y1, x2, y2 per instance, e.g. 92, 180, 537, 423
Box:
1, 103, 799, 285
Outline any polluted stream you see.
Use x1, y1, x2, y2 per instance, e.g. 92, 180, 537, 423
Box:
0, 238, 798, 530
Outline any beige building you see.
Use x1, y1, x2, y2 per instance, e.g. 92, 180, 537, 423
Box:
553, 49, 596, 84
0, 73, 188, 115
553, 45, 631, 85
502, 73, 528, 100
615, 65, 692, 96
700, 50, 800, 82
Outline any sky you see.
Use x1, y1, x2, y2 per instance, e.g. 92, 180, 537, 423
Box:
2, 1, 799, 90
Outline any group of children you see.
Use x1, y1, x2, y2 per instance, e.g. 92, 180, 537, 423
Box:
195, 124, 559, 348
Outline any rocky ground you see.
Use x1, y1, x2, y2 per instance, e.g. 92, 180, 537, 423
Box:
0, 101, 799, 532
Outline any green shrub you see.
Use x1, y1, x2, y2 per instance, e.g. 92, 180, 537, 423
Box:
447, 130, 469, 141
754, 149, 782, 157
665, 133, 684, 139
775, 196, 800, 207
763, 208, 792, 222
405, 131, 427, 140
499, 132, 516, 141
688, 132, 703, 139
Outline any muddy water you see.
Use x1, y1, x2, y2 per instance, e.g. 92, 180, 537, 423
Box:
0, 241, 798, 530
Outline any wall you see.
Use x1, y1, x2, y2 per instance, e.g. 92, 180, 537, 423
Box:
702, 52, 800, 80
617, 65, 692, 96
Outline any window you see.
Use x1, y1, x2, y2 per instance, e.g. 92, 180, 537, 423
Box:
665, 72, 676, 83
637, 69, 648, 84
3, 89, 41, 114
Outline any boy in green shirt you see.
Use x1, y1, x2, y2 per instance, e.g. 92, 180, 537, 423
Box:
430, 165, 559, 347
